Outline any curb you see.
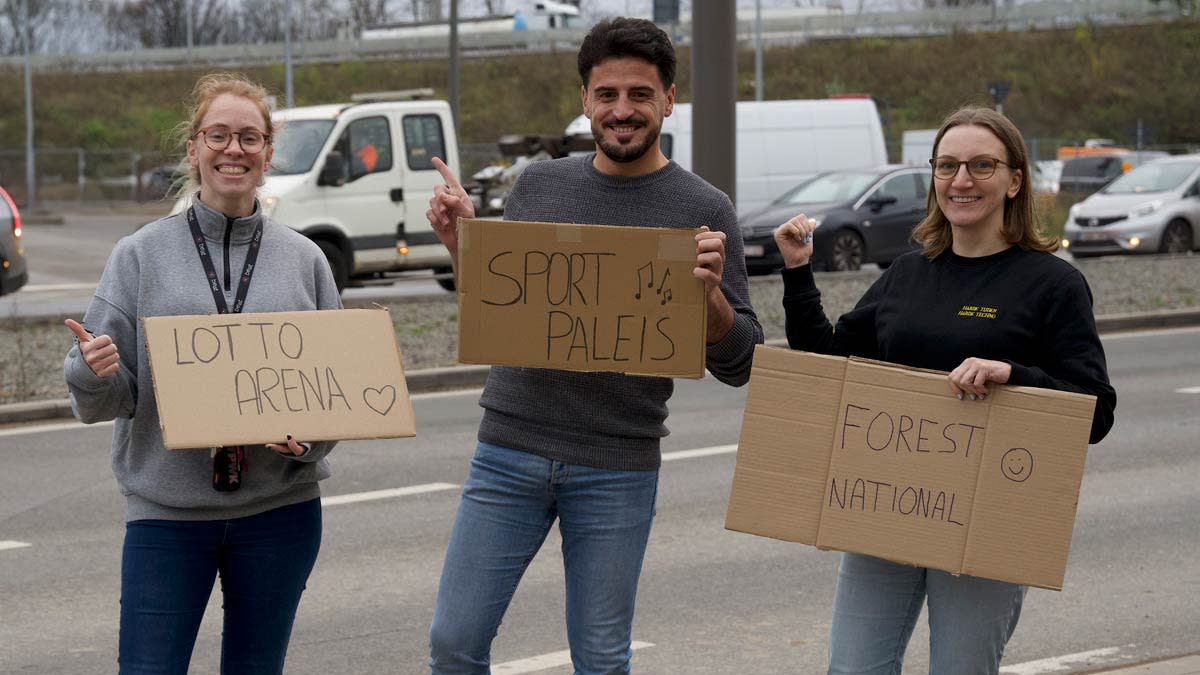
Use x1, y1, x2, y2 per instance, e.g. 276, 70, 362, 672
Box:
3, 308, 1197, 427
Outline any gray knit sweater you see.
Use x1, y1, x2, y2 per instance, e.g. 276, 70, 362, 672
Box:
64, 196, 342, 522
479, 155, 763, 470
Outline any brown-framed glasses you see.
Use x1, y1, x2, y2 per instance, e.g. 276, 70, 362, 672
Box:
194, 126, 271, 155
930, 155, 1013, 181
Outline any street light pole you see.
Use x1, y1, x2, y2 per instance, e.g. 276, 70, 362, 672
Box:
284, 0, 294, 108
21, 0, 35, 207
449, 0, 459, 132
185, 0, 193, 64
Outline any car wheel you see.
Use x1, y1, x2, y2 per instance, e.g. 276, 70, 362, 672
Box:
1159, 219, 1193, 254
315, 239, 349, 293
434, 266, 457, 292
829, 229, 864, 271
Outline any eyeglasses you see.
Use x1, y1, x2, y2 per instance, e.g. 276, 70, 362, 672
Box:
930, 155, 1013, 181
194, 126, 271, 155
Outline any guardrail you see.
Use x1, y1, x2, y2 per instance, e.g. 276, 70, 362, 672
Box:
0, 0, 1181, 72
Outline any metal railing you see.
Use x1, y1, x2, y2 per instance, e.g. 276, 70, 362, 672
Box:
0, 0, 1182, 72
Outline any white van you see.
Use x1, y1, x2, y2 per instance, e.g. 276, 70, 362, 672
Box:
181, 92, 459, 292
565, 98, 888, 214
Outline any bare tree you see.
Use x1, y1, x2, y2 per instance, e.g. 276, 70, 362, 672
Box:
103, 0, 230, 48
0, 0, 53, 54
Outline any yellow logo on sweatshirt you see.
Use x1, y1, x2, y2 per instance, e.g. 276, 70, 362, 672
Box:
956, 305, 998, 319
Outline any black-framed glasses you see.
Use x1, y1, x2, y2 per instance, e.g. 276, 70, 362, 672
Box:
194, 126, 271, 155
930, 155, 1013, 181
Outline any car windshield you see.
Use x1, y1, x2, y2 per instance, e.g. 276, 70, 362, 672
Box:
268, 120, 336, 176
775, 172, 879, 205
1102, 161, 1199, 194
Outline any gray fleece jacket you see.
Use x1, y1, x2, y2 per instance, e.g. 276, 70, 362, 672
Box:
64, 196, 342, 522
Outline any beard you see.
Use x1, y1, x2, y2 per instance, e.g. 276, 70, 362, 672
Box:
592, 115, 663, 164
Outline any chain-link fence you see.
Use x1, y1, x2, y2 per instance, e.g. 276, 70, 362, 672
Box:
0, 148, 180, 206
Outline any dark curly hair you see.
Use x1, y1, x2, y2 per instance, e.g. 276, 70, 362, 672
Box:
578, 17, 675, 89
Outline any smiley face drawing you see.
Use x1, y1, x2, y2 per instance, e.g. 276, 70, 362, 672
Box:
1001, 447, 1034, 483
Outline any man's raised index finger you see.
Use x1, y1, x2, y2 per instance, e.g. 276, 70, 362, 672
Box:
432, 157, 460, 189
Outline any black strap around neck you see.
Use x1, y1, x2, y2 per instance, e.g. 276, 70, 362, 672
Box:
186, 206, 263, 315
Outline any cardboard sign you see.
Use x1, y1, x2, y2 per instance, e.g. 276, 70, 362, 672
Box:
456, 218, 707, 378
725, 346, 1096, 590
143, 309, 415, 449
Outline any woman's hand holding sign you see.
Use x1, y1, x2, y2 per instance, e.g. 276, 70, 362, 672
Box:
774, 213, 818, 268
267, 435, 311, 457
427, 157, 473, 275
65, 318, 121, 378
948, 357, 1012, 401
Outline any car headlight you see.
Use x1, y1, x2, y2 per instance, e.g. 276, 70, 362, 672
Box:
261, 195, 280, 217
1129, 199, 1163, 218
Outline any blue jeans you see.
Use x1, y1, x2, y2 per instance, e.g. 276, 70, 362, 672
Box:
118, 498, 322, 675
429, 441, 659, 675
827, 553, 1027, 675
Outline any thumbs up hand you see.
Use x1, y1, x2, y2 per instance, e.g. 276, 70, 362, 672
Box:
65, 319, 121, 378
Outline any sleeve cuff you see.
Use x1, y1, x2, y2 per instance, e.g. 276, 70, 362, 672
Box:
781, 264, 817, 296
706, 314, 759, 364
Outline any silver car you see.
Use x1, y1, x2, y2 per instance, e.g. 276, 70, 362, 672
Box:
1063, 154, 1200, 258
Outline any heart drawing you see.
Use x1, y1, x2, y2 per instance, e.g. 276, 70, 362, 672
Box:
362, 385, 397, 416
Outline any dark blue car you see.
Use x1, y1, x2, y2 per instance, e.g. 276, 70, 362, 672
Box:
739, 165, 932, 273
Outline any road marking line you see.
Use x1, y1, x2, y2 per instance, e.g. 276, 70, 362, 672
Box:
321, 482, 458, 506
0, 420, 114, 437
412, 388, 484, 400
20, 283, 98, 292
1177, 386, 1200, 394
492, 641, 655, 674
0, 540, 32, 552
662, 444, 737, 462
1000, 645, 1135, 674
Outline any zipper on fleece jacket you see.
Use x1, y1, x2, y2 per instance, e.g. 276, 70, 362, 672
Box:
222, 215, 236, 291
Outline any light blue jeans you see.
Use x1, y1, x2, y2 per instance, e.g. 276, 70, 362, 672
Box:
429, 441, 659, 675
828, 553, 1027, 675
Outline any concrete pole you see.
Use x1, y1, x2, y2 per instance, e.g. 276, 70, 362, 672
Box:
755, 0, 763, 101
692, 0, 737, 205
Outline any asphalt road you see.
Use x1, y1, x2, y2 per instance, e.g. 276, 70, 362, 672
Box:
0, 211, 451, 320
0, 327, 1197, 674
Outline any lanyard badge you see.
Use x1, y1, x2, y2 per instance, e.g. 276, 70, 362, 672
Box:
212, 446, 248, 491
187, 207, 263, 493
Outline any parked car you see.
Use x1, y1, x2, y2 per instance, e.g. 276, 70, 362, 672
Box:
1059, 151, 1168, 197
1032, 159, 1062, 193
1062, 154, 1200, 258
0, 185, 27, 295
739, 165, 931, 273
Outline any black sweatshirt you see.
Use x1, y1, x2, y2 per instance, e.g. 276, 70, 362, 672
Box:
782, 246, 1116, 443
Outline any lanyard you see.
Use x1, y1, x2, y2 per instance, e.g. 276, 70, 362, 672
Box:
186, 206, 263, 315
186, 206, 263, 492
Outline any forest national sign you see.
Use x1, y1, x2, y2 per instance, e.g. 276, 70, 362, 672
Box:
456, 218, 707, 378
725, 346, 1097, 591
143, 309, 415, 449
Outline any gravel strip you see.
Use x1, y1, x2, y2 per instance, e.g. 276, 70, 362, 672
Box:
3, 254, 1195, 405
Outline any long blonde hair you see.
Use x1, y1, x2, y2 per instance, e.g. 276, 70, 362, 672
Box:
912, 106, 1057, 257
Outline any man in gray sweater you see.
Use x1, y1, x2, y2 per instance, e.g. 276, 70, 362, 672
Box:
425, 17, 762, 674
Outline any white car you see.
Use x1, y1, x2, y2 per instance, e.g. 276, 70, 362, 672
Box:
1062, 154, 1200, 258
